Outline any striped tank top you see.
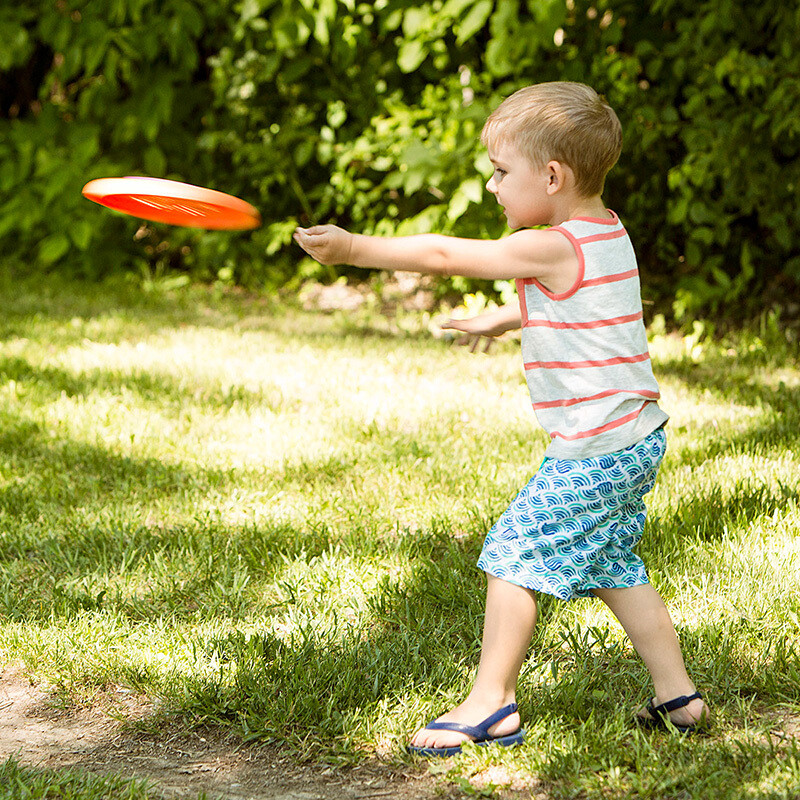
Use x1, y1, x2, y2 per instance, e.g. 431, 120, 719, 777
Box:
516, 211, 669, 459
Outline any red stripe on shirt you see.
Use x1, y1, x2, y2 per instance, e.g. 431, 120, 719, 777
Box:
549, 401, 650, 441
532, 389, 660, 410
572, 210, 619, 225
575, 228, 628, 245
529, 226, 585, 301
515, 278, 529, 322
524, 311, 643, 329
524, 352, 651, 370
581, 268, 639, 288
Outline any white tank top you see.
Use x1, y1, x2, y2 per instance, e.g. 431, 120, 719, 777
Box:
516, 211, 669, 459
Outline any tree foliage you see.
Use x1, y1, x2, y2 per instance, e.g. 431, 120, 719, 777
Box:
1, 0, 798, 317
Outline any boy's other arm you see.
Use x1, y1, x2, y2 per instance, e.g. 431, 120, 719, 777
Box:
293, 224, 572, 283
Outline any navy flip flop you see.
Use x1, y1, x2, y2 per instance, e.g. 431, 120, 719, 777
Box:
407, 702, 525, 758
637, 691, 708, 734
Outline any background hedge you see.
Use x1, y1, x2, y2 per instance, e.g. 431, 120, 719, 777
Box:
1, 0, 798, 320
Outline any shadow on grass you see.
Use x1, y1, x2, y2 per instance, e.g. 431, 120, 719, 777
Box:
0, 399, 341, 622
0, 412, 210, 519
163, 460, 797, 723
656, 352, 800, 458
0, 354, 292, 413
0, 272, 276, 328
0, 273, 435, 348
644, 479, 800, 554
0, 469, 795, 793
157, 515, 800, 799
1, 285, 798, 794
7, 536, 796, 800
0, 758, 162, 800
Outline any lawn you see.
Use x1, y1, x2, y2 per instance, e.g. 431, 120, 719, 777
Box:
1, 272, 799, 799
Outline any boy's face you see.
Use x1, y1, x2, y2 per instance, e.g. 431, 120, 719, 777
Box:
485, 141, 554, 229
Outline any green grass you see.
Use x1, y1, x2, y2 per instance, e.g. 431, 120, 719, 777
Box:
0, 758, 182, 800
1, 272, 799, 798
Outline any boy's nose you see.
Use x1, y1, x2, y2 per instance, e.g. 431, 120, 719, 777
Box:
486, 176, 497, 194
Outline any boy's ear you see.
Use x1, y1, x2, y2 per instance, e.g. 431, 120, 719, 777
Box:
545, 160, 571, 195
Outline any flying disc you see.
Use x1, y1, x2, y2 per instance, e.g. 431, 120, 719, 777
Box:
81, 177, 261, 230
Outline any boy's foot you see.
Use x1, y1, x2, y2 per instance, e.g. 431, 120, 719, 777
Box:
636, 692, 710, 733
408, 700, 523, 757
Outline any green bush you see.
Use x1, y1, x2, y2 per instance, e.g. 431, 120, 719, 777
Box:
0, 0, 234, 280
1, 0, 798, 318
572, 0, 800, 320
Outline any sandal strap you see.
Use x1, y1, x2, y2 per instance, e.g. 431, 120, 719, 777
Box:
423, 703, 518, 741
477, 703, 518, 731
649, 692, 703, 716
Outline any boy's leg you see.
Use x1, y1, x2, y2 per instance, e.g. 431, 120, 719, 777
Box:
409, 574, 537, 750
592, 584, 709, 726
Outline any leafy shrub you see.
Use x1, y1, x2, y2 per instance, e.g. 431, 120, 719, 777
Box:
568, 0, 800, 320
0, 0, 234, 280
1, 0, 798, 318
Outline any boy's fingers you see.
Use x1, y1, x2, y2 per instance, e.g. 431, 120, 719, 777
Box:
441, 318, 468, 331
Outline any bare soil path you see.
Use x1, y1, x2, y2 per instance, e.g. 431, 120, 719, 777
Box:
0, 667, 457, 800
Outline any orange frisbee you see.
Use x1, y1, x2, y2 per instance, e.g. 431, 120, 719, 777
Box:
82, 177, 261, 230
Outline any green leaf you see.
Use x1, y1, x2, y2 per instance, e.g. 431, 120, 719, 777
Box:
441, 0, 478, 17
459, 177, 484, 203
84, 30, 111, 75
39, 234, 71, 265
447, 178, 484, 221
402, 8, 432, 37
41, 171, 72, 205
486, 37, 514, 77
447, 190, 470, 222
240, 0, 262, 24
689, 201, 715, 225
327, 101, 347, 129
456, 0, 492, 44
281, 55, 314, 82
312, 0, 336, 46
784, 256, 800, 279
397, 39, 426, 73
295, 138, 315, 167
69, 221, 93, 251
667, 196, 689, 224
0, 24, 31, 70
689, 226, 715, 246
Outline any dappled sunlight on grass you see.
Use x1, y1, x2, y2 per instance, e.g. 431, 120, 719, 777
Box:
1, 280, 800, 796
27, 322, 534, 477
659, 378, 763, 437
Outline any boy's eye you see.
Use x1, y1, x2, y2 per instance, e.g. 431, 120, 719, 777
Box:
495, 168, 507, 178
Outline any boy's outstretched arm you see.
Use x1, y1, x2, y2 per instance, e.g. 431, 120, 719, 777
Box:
293, 224, 572, 283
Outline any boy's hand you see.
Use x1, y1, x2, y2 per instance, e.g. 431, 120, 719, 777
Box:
293, 225, 353, 265
442, 303, 521, 337
442, 316, 509, 339
441, 317, 504, 354
440, 303, 521, 353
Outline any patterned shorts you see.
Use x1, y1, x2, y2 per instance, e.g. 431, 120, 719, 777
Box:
477, 427, 667, 601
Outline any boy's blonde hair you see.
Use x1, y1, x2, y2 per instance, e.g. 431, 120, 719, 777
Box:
481, 82, 622, 197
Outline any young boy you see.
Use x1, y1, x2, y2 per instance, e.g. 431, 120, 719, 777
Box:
294, 82, 709, 756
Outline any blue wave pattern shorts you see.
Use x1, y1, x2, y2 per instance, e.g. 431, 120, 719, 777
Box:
477, 427, 667, 601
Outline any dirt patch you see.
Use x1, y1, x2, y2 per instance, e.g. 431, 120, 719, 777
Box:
0, 667, 456, 800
